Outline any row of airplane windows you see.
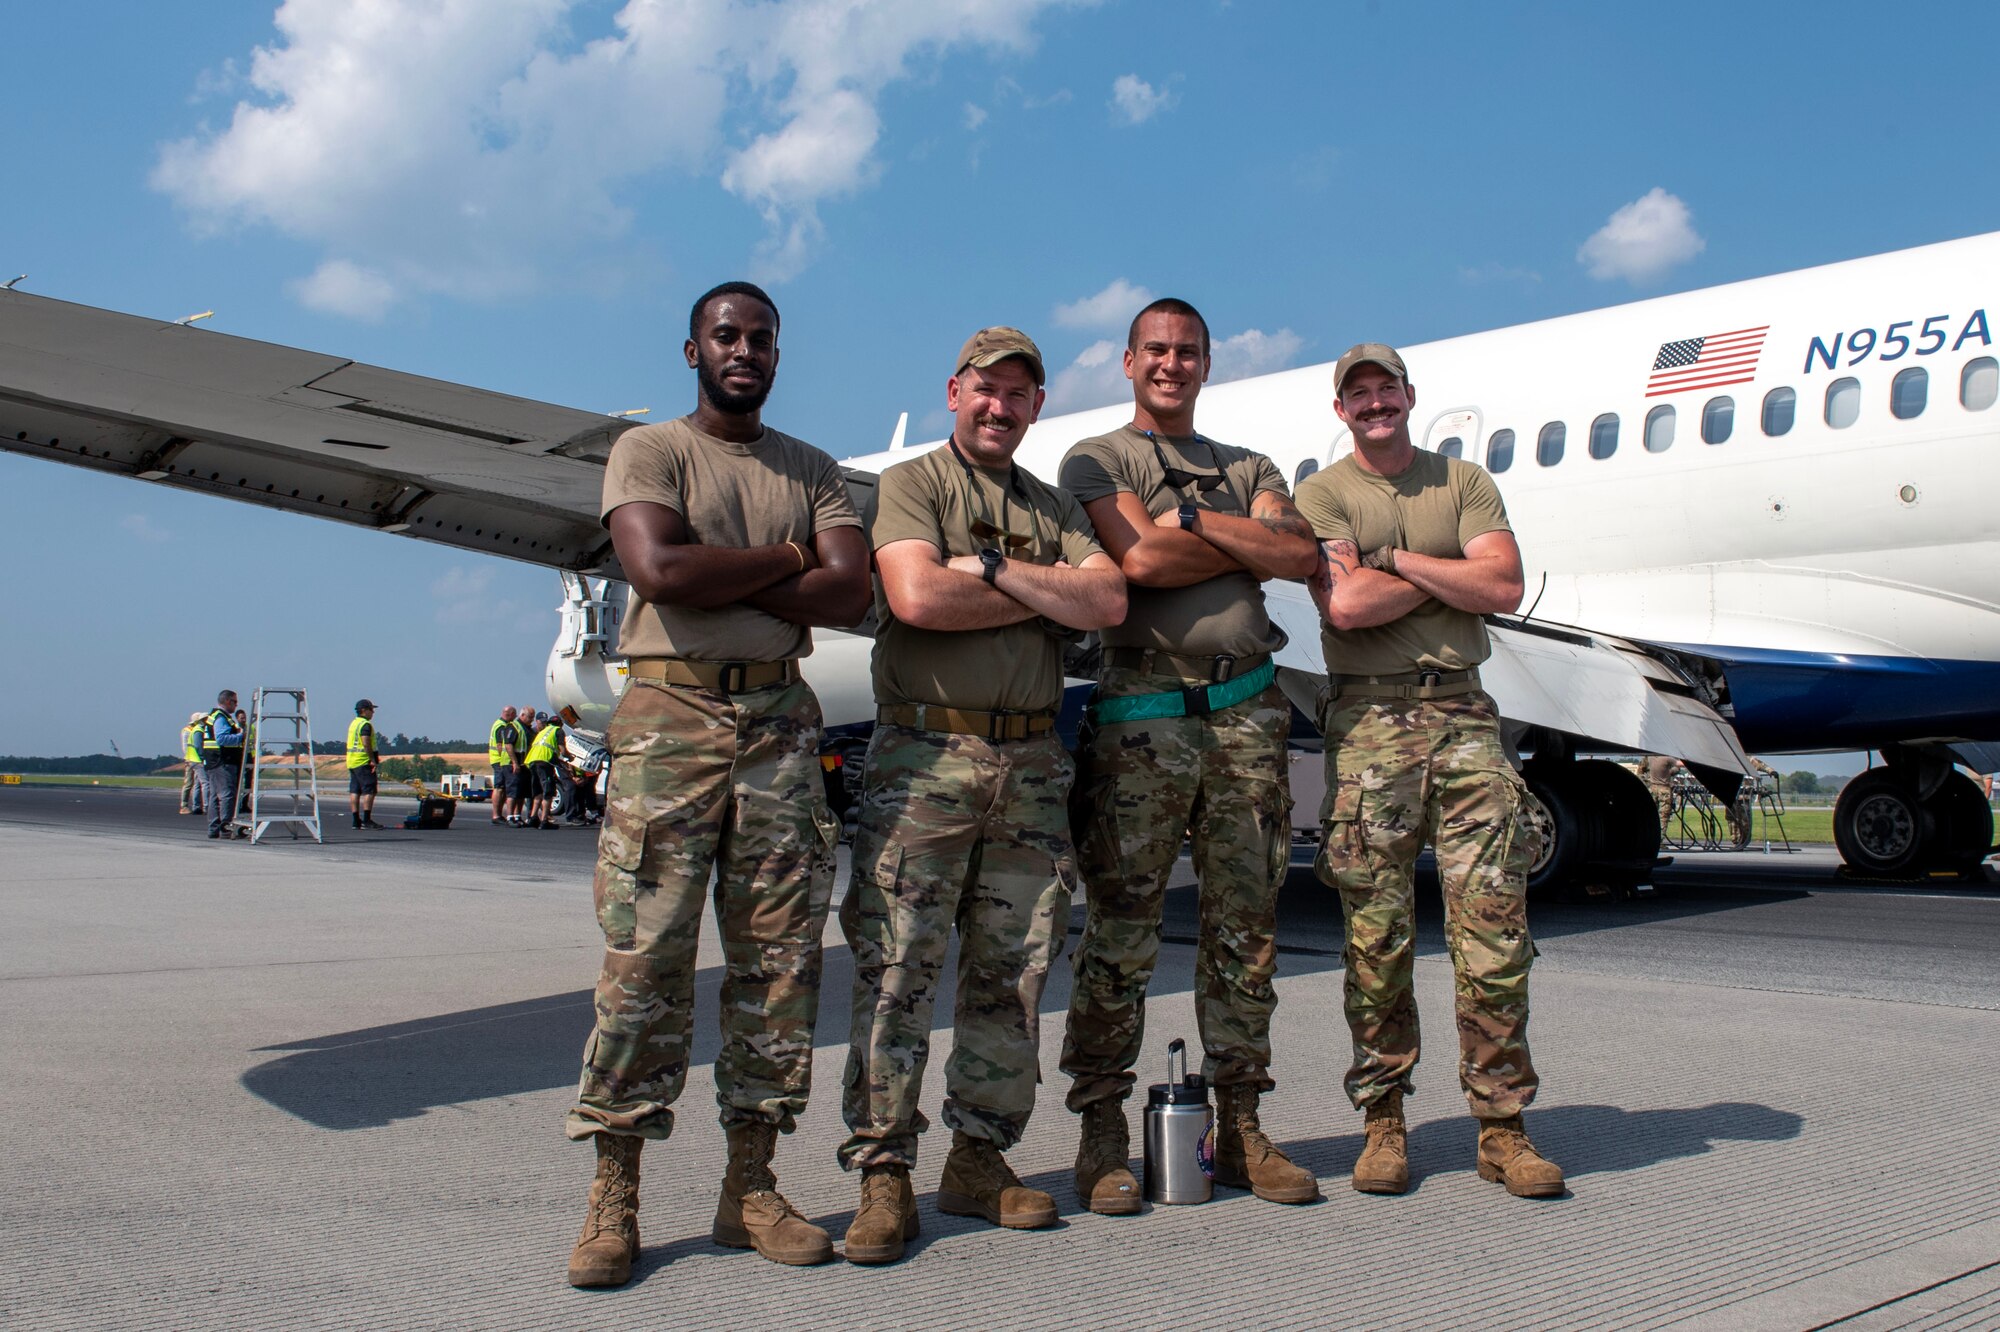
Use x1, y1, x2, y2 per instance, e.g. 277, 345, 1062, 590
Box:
1294, 356, 2000, 482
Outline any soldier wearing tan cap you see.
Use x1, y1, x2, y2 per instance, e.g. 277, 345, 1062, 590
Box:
837, 326, 1126, 1264
1295, 343, 1565, 1200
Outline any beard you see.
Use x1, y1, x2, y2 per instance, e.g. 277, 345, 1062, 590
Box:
695, 350, 773, 416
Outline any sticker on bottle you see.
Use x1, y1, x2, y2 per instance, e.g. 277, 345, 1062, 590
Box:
1197, 1116, 1216, 1178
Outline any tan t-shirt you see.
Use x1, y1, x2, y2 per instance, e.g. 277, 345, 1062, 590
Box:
867, 442, 1105, 713
1294, 449, 1512, 676
1060, 425, 1289, 658
601, 417, 860, 662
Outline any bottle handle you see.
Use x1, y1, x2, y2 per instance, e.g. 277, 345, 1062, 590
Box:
1167, 1037, 1187, 1087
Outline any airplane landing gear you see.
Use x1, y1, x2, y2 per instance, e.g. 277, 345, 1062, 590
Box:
1833, 767, 1994, 879
1522, 759, 1661, 895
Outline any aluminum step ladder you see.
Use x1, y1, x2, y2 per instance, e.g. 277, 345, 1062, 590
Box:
242, 687, 323, 844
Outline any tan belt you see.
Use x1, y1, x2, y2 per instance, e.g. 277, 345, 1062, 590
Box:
877, 705, 1057, 742
628, 657, 798, 693
1102, 648, 1271, 684
1328, 667, 1481, 701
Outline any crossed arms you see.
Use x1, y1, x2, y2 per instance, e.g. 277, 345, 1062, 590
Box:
876, 540, 1127, 632
1307, 529, 1525, 631
1084, 489, 1317, 587
607, 501, 874, 628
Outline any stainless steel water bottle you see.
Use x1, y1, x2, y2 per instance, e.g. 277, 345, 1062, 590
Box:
1142, 1038, 1213, 1205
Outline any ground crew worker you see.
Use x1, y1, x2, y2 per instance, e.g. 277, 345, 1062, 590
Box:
525, 712, 562, 829
1644, 754, 1679, 834
346, 700, 382, 830
837, 327, 1126, 1265
1297, 343, 1564, 1200
1058, 297, 1321, 1214
180, 711, 208, 815
564, 280, 870, 1288
200, 690, 244, 840
512, 702, 538, 826
489, 705, 520, 826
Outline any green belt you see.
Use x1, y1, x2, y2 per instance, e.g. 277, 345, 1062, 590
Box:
1090, 659, 1277, 725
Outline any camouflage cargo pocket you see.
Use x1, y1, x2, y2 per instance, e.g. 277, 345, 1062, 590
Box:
593, 813, 646, 949
809, 802, 841, 919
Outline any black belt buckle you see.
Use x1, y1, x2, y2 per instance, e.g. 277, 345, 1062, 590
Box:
720, 662, 750, 693
1417, 669, 1441, 689
1210, 654, 1237, 683
1182, 684, 1214, 718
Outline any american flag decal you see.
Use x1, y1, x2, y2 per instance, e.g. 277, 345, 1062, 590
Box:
1644, 325, 1769, 397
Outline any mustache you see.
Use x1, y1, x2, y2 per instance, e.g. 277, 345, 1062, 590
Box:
974, 413, 1016, 430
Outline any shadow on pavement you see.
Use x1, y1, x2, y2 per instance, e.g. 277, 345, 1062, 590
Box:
1277, 1099, 1804, 1187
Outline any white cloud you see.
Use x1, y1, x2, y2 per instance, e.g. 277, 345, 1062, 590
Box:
290, 259, 398, 320
1577, 187, 1706, 284
1053, 278, 1155, 330
963, 102, 988, 130
154, 0, 1080, 311
1110, 73, 1175, 125
1210, 328, 1305, 384
119, 514, 173, 543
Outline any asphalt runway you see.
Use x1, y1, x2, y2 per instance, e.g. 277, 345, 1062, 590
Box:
6, 783, 2000, 1330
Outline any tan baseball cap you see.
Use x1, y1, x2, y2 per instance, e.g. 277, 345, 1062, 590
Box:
955, 326, 1046, 386
1333, 342, 1409, 393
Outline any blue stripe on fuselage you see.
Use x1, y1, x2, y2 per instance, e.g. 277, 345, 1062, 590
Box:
1663, 644, 2000, 753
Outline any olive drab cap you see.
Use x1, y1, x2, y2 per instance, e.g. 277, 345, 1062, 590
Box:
1333, 342, 1410, 393
956, 326, 1046, 386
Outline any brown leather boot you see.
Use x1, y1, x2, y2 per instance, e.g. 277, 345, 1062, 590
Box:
1212, 1084, 1320, 1204
937, 1131, 1057, 1229
1476, 1115, 1566, 1198
567, 1133, 642, 1288
712, 1122, 834, 1265
1073, 1099, 1142, 1215
1351, 1090, 1409, 1195
843, 1164, 918, 1265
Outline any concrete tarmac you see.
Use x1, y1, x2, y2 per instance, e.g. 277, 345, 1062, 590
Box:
4, 785, 1999, 1330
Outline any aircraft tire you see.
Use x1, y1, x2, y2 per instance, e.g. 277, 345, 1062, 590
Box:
1522, 765, 1589, 896
1833, 769, 1936, 878
1571, 758, 1663, 871
1921, 771, 1995, 876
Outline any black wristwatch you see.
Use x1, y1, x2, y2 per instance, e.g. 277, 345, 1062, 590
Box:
980, 547, 1005, 585
1178, 502, 1198, 531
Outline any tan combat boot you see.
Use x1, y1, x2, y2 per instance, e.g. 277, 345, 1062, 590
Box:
937, 1131, 1058, 1229
1212, 1084, 1321, 1204
843, 1164, 918, 1265
567, 1133, 642, 1288
1351, 1089, 1409, 1195
1073, 1099, 1142, 1215
712, 1122, 834, 1265
1476, 1115, 1566, 1198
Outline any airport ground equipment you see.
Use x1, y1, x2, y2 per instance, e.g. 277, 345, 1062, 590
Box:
242, 687, 322, 845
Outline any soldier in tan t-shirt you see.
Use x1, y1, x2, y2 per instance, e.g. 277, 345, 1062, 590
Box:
564, 281, 871, 1288
836, 327, 1125, 1265
1295, 342, 1564, 1202
1055, 297, 1322, 1214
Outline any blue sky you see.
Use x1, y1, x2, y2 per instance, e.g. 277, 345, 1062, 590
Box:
4, 0, 1995, 758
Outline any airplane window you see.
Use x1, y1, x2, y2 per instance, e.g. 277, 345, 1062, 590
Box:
1588, 413, 1619, 459
1536, 421, 1565, 466
1487, 429, 1515, 473
1294, 457, 1319, 484
1436, 436, 1463, 459
1644, 404, 1676, 452
1960, 357, 1997, 411
1701, 395, 1735, 444
1890, 367, 1928, 420
1761, 386, 1796, 436
1824, 377, 1861, 429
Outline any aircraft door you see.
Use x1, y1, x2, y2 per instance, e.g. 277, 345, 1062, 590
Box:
1425, 408, 1481, 460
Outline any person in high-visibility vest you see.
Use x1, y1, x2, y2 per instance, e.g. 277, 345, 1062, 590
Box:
488, 705, 522, 826
510, 700, 539, 827
179, 710, 208, 816
200, 690, 246, 839
347, 699, 383, 830
525, 712, 563, 829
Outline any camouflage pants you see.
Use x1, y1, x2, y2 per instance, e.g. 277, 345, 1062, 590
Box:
1062, 669, 1292, 1110
565, 676, 839, 1143
838, 726, 1077, 1170
1313, 690, 1540, 1118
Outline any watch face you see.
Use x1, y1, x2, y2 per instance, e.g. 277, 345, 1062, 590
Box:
981, 547, 1002, 563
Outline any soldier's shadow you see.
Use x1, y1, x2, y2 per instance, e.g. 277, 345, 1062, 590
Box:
1275, 1099, 1804, 1191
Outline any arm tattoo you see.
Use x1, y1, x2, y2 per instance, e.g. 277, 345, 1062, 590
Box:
1254, 494, 1314, 540
1309, 538, 1358, 600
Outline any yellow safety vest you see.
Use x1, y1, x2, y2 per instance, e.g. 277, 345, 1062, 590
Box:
182, 725, 201, 763
488, 719, 514, 765
527, 722, 561, 765
346, 717, 376, 769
